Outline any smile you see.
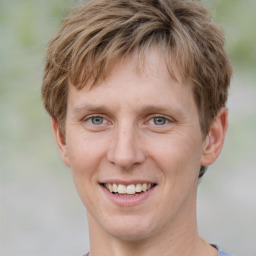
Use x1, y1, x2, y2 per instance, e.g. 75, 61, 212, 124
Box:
103, 183, 156, 196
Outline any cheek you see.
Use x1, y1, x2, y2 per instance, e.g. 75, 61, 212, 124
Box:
148, 134, 203, 180
66, 138, 103, 208
66, 132, 110, 201
66, 131, 106, 169
149, 136, 201, 213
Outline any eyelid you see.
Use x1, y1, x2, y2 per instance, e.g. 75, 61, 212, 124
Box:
82, 114, 174, 126
83, 114, 110, 125
147, 114, 174, 123
83, 114, 104, 120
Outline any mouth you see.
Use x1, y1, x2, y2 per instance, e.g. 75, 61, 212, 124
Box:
101, 183, 157, 197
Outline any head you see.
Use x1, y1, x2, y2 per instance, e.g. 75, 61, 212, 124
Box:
42, 0, 232, 175
42, 0, 232, 242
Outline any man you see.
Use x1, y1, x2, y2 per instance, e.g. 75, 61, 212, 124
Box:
42, 0, 234, 255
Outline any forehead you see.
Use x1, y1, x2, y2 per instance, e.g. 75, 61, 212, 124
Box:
73, 46, 186, 91
67, 47, 198, 121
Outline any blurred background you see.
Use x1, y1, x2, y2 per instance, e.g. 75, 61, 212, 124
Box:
0, 0, 255, 255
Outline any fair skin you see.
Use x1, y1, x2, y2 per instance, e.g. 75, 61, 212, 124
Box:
52, 47, 228, 256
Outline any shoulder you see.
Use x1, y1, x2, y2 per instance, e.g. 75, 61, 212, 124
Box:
214, 245, 236, 256
218, 250, 235, 256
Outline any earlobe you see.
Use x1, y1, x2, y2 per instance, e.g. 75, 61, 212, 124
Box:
200, 108, 228, 167
51, 118, 71, 167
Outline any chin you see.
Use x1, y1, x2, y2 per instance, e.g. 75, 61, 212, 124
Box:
103, 216, 157, 241
109, 228, 153, 242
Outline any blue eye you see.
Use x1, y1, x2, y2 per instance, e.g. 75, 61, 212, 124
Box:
152, 117, 168, 125
90, 116, 104, 125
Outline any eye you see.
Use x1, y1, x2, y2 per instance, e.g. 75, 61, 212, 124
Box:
82, 115, 111, 131
150, 116, 169, 126
88, 116, 105, 125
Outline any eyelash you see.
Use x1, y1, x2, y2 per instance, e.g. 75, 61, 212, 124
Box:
84, 115, 108, 126
82, 114, 173, 128
147, 115, 172, 126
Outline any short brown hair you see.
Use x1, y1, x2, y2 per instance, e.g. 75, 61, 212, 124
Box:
42, 0, 232, 142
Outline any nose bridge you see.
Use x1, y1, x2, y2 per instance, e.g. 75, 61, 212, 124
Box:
107, 121, 145, 168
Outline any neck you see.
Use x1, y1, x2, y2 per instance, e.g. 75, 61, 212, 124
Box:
87, 206, 217, 256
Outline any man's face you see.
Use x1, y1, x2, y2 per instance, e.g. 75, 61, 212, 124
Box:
55, 48, 212, 241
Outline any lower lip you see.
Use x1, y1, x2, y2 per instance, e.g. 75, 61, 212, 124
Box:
101, 185, 156, 207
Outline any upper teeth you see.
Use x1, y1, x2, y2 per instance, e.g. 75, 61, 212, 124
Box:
104, 183, 153, 195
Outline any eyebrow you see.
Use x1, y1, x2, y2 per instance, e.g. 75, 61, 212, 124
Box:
72, 104, 110, 114
72, 103, 184, 118
138, 105, 181, 114
139, 105, 186, 120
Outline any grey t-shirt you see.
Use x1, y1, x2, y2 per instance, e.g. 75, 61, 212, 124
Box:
82, 245, 235, 256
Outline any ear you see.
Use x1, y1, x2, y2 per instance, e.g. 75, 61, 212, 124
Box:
51, 118, 71, 167
200, 108, 228, 167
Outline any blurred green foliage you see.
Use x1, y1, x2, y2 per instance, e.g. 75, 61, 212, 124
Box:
215, 0, 256, 75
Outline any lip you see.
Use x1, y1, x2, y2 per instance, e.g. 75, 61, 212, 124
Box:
100, 182, 157, 207
99, 179, 156, 186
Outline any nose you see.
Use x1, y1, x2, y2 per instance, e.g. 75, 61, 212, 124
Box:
107, 124, 146, 169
